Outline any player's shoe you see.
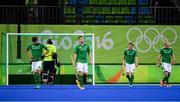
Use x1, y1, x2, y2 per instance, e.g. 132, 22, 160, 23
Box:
129, 82, 133, 87
167, 84, 171, 88
129, 84, 133, 87
76, 79, 81, 89
35, 84, 40, 89
80, 86, 85, 90
128, 80, 133, 87
160, 80, 163, 87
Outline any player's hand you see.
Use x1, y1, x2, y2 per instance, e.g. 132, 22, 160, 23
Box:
30, 58, 34, 64
172, 60, 176, 65
135, 63, 138, 67
90, 59, 93, 65
156, 63, 161, 67
41, 55, 45, 59
73, 63, 76, 67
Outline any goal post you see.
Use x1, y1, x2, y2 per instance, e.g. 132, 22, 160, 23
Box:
4, 33, 95, 85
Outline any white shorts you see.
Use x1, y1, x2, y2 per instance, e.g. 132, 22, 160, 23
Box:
31, 61, 42, 72
162, 62, 172, 72
76, 63, 88, 73
125, 63, 135, 73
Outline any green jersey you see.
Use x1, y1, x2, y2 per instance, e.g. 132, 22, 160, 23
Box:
160, 47, 173, 63
26, 43, 47, 61
74, 43, 90, 63
124, 48, 137, 64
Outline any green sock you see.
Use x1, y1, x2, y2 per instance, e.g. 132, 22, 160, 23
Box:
34, 73, 38, 85
131, 75, 134, 85
83, 75, 87, 85
126, 75, 131, 83
37, 74, 41, 85
79, 75, 83, 87
163, 76, 167, 83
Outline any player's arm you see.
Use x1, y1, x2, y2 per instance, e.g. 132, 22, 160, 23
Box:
87, 46, 93, 64
73, 53, 77, 67
73, 46, 78, 67
121, 54, 126, 75
135, 51, 138, 67
135, 56, 138, 67
157, 49, 163, 67
26, 45, 32, 60
122, 50, 126, 66
26, 49, 32, 60
157, 54, 162, 67
43, 45, 49, 56
171, 50, 176, 65
122, 55, 125, 66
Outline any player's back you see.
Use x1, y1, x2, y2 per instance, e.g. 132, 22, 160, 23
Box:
44, 44, 56, 61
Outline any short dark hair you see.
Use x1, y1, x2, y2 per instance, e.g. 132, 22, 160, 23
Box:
128, 42, 134, 46
78, 36, 83, 40
47, 39, 53, 44
32, 36, 38, 43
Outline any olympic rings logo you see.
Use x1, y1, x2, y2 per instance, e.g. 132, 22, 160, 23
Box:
127, 27, 177, 53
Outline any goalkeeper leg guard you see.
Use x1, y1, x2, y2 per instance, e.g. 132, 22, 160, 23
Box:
42, 73, 48, 84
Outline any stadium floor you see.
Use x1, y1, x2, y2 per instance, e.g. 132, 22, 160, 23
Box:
0, 85, 180, 101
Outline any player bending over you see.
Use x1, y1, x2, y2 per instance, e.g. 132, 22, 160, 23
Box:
26, 37, 49, 89
42, 39, 57, 85
157, 42, 176, 87
122, 42, 138, 87
73, 36, 92, 90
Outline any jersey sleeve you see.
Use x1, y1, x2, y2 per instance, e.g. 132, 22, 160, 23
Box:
26, 44, 31, 51
42, 44, 48, 50
74, 46, 78, 54
171, 48, 173, 55
135, 50, 137, 57
160, 49, 163, 55
124, 50, 126, 56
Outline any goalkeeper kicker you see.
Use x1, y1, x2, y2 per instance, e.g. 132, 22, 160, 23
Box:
42, 39, 59, 85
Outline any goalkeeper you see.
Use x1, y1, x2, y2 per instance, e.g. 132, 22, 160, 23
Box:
42, 39, 58, 85
73, 36, 92, 90
26, 36, 49, 89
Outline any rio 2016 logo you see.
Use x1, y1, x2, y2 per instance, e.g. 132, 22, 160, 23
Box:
126, 27, 177, 53
40, 30, 114, 50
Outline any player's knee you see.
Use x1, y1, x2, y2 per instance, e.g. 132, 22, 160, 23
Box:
126, 73, 130, 77
78, 71, 83, 76
126, 72, 130, 76
84, 73, 88, 77
168, 72, 171, 77
130, 72, 134, 75
164, 71, 169, 77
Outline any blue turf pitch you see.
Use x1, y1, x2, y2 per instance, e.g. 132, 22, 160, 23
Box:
0, 85, 180, 101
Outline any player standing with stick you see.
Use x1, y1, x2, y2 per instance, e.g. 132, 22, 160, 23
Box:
26, 37, 49, 89
73, 36, 92, 90
122, 42, 138, 87
157, 42, 176, 87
